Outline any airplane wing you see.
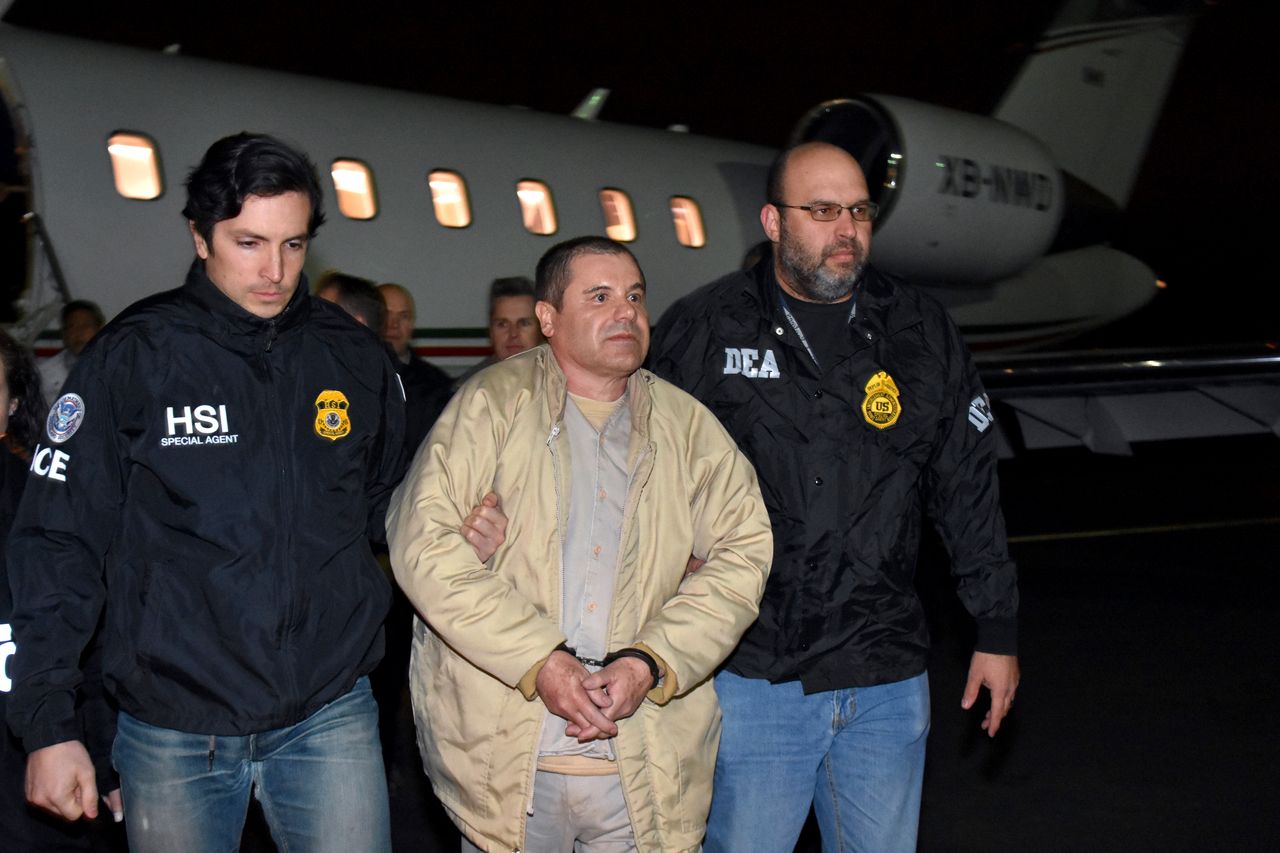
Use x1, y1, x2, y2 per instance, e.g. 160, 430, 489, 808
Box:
981, 345, 1280, 457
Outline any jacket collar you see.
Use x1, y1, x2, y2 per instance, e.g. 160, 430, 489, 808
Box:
535, 343, 654, 441
182, 259, 312, 352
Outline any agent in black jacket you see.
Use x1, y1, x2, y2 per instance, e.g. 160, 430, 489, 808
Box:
648, 142, 1019, 853
1, 330, 121, 850
6, 134, 404, 852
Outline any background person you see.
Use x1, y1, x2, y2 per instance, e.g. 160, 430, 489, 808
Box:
37, 300, 104, 397
377, 282, 452, 454
454, 275, 544, 387
315, 270, 385, 331
0, 330, 121, 851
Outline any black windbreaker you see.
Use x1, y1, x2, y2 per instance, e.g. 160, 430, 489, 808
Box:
648, 261, 1017, 691
6, 261, 406, 750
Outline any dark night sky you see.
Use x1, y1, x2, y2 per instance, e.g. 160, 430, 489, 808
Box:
5, 0, 1278, 347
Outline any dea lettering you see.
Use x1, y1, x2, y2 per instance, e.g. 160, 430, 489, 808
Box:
314, 390, 351, 441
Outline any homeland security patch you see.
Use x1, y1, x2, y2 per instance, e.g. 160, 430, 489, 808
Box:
46, 393, 86, 444
314, 390, 351, 441
861, 371, 901, 429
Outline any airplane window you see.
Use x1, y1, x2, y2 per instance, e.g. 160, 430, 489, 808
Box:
331, 159, 377, 220
106, 132, 162, 200
670, 196, 706, 248
599, 189, 636, 242
516, 180, 557, 236
428, 170, 471, 228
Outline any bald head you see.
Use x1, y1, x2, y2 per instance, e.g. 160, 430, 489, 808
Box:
768, 140, 870, 206
767, 142, 869, 207
761, 142, 873, 303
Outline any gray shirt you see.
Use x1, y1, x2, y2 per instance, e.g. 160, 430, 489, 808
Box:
537, 394, 631, 760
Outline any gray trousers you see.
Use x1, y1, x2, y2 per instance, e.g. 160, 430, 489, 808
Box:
461, 770, 635, 853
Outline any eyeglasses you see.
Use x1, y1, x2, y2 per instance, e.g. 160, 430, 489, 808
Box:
772, 201, 880, 223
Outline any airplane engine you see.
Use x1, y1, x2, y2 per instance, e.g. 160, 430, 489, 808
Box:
792, 95, 1064, 285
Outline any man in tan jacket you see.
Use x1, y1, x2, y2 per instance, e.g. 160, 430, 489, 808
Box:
387, 236, 772, 852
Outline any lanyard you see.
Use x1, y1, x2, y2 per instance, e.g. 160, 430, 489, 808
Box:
776, 290, 858, 371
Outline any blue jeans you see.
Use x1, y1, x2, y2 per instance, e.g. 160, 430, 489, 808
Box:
704, 670, 930, 853
113, 676, 390, 853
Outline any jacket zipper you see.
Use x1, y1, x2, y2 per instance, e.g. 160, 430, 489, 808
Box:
521, 422, 565, 827
261, 319, 299, 716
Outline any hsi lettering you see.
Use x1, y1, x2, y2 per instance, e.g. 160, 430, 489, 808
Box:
161, 403, 239, 448
166, 404, 230, 436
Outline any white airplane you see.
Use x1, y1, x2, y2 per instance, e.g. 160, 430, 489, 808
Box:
1, 1, 1276, 452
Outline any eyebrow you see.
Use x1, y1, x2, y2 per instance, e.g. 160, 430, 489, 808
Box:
807, 198, 871, 206
581, 279, 646, 297
226, 228, 310, 242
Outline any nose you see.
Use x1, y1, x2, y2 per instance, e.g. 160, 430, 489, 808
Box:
614, 298, 638, 322
834, 207, 860, 236
262, 248, 284, 283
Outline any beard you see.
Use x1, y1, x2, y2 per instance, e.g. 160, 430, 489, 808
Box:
776, 225, 866, 303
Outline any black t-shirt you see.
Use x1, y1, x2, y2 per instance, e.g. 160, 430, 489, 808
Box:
781, 291, 855, 374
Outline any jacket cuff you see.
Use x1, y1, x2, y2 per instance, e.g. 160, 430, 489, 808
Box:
975, 617, 1018, 656
22, 721, 85, 756
94, 760, 120, 801
518, 643, 565, 700
633, 642, 678, 705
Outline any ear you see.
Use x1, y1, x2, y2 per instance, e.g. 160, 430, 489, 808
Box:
760, 203, 781, 243
8, 398, 17, 416
534, 300, 557, 338
189, 221, 210, 260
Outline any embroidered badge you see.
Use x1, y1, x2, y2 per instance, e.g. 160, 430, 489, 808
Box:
861, 371, 901, 430
46, 393, 86, 444
314, 390, 351, 441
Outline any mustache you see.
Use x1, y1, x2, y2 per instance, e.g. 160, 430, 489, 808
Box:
824, 240, 863, 259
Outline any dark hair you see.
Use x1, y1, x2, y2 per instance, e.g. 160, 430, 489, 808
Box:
534, 237, 641, 309
0, 329, 46, 454
182, 132, 325, 245
61, 299, 105, 328
489, 276, 535, 314
315, 271, 385, 331
378, 283, 414, 314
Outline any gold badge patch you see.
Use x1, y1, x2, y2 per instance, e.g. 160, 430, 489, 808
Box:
314, 390, 351, 441
861, 371, 901, 429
